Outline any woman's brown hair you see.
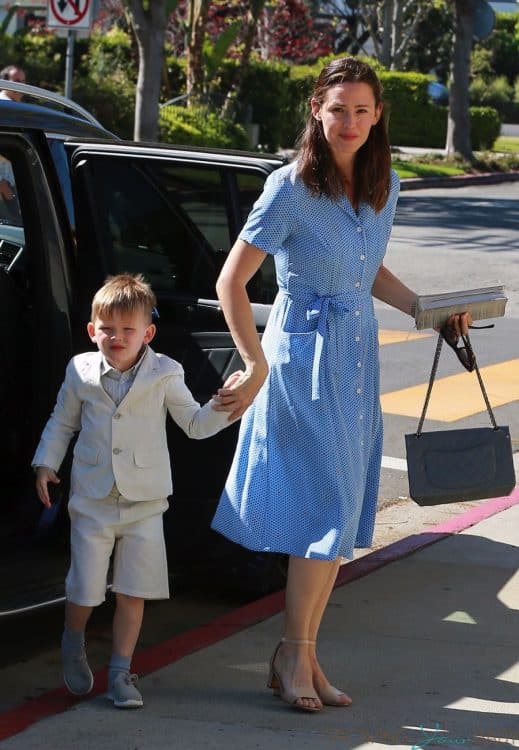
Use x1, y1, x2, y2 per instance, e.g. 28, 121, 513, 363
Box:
297, 57, 391, 212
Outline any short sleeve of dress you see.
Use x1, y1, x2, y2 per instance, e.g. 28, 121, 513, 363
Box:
239, 165, 297, 256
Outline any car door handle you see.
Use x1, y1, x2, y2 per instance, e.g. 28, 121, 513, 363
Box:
194, 298, 222, 313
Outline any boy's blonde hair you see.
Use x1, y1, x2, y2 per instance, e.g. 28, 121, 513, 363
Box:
91, 273, 156, 322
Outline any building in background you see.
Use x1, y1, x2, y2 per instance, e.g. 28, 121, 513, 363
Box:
0, 1, 46, 33
489, 1, 519, 11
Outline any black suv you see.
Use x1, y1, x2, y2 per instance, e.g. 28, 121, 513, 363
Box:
0, 82, 284, 616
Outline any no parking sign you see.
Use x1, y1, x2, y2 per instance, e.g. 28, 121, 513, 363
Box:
47, 0, 93, 29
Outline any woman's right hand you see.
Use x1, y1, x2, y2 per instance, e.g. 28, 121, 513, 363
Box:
214, 363, 268, 420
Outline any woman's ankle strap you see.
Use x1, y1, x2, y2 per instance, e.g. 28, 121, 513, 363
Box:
281, 637, 315, 645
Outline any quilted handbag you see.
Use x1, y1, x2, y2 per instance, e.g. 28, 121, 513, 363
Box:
405, 333, 516, 506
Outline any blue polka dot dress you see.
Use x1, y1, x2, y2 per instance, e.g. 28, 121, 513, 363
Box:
211, 162, 400, 560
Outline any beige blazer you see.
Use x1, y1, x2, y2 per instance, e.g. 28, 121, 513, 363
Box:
32, 347, 233, 501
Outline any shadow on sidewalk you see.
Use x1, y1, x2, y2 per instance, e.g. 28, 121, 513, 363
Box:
324, 532, 518, 749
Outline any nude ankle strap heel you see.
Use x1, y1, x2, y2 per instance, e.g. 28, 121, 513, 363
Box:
266, 640, 322, 712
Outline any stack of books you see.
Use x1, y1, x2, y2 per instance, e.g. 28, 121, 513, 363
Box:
414, 285, 507, 330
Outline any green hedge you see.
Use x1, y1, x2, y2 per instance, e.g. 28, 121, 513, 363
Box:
470, 73, 519, 122
219, 58, 295, 152
469, 106, 502, 150
159, 104, 249, 149
2, 29, 66, 89
163, 53, 187, 102
73, 75, 135, 139
379, 71, 434, 146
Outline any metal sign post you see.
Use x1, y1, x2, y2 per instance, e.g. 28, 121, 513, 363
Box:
47, 0, 93, 98
64, 27, 75, 99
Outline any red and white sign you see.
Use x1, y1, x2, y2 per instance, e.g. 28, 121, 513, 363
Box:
47, 0, 92, 28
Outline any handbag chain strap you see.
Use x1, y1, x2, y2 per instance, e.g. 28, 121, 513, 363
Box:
416, 332, 498, 436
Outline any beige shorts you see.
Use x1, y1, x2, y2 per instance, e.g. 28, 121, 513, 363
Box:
66, 485, 170, 606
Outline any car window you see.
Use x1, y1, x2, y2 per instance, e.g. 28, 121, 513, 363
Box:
0, 150, 25, 271
150, 163, 230, 257
70, 150, 279, 305
79, 157, 219, 299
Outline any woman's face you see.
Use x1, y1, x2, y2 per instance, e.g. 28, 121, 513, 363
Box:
311, 82, 382, 162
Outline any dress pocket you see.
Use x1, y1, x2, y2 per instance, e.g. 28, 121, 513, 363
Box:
274, 328, 318, 368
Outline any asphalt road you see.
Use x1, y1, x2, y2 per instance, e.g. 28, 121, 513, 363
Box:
501, 123, 519, 137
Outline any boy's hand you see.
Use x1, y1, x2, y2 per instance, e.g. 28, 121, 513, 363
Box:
213, 363, 268, 420
212, 371, 244, 415
35, 466, 60, 508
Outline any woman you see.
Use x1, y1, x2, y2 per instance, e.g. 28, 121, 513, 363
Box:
211, 57, 469, 713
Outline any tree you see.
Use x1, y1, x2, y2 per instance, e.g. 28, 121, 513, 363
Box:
220, 0, 266, 117
124, 0, 178, 141
406, 2, 453, 80
187, 0, 210, 99
375, 0, 428, 69
184, 0, 331, 115
445, 0, 475, 160
316, 0, 429, 70
257, 0, 332, 62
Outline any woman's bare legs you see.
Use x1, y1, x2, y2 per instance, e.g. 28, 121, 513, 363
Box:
308, 559, 352, 705
271, 556, 338, 710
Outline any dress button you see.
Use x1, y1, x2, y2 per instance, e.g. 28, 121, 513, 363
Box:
355, 310, 360, 316
356, 226, 362, 233
113, 448, 121, 455
357, 361, 362, 368
359, 414, 364, 420
356, 388, 362, 395
360, 254, 365, 261
113, 413, 121, 420
355, 336, 360, 342
355, 282, 360, 288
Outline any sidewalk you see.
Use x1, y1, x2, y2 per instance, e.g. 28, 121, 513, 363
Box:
0, 493, 517, 750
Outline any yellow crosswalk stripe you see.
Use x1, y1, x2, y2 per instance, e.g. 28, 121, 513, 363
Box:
381, 359, 519, 422
379, 329, 432, 346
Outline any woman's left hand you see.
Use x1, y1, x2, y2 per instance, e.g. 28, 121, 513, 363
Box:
436, 311, 473, 335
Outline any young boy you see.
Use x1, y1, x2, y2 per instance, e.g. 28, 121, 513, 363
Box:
33, 273, 237, 708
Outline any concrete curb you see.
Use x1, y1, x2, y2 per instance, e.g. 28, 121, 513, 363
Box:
400, 170, 519, 190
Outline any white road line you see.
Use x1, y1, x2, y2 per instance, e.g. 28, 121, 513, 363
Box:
381, 455, 407, 471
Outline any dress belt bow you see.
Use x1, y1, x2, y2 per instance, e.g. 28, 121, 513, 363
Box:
306, 294, 350, 401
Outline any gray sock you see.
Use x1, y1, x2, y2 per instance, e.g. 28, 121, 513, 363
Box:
108, 653, 132, 686
61, 628, 85, 654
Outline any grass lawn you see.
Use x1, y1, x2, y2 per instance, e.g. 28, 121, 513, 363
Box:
392, 158, 465, 179
493, 136, 519, 153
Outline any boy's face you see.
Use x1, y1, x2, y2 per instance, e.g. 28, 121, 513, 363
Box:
87, 309, 156, 372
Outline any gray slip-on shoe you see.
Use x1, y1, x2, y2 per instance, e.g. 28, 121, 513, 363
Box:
107, 672, 143, 708
62, 648, 94, 696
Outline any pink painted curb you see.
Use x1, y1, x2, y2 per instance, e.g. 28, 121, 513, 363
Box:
335, 488, 519, 587
1, 488, 517, 741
